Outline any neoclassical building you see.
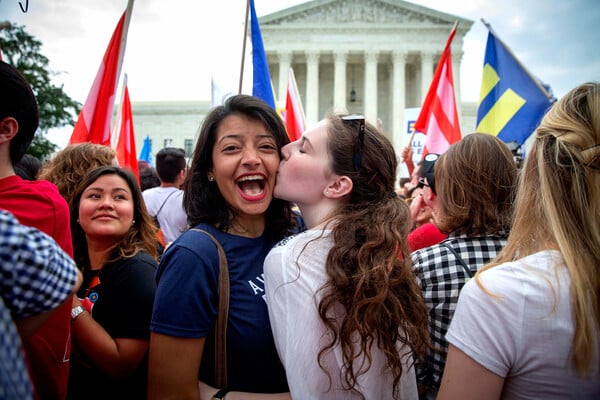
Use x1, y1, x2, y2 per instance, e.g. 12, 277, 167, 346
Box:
132, 0, 474, 163
261, 0, 473, 151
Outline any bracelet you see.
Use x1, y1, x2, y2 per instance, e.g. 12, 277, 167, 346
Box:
71, 305, 85, 321
212, 389, 228, 400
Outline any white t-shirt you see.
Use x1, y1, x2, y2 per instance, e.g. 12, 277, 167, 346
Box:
447, 250, 600, 399
264, 229, 418, 400
142, 186, 187, 244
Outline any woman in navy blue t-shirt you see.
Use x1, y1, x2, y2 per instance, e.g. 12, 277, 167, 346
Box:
149, 95, 298, 400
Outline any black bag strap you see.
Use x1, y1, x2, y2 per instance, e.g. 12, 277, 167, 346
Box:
190, 228, 229, 390
154, 189, 178, 226
439, 242, 474, 278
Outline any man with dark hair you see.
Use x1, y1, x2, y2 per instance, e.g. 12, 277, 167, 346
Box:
0, 60, 75, 399
142, 147, 188, 244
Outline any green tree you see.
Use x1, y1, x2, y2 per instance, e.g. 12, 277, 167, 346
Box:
0, 21, 80, 161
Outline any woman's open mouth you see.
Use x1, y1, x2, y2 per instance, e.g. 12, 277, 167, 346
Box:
237, 174, 267, 201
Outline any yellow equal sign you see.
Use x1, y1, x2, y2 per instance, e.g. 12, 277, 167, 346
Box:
477, 65, 526, 136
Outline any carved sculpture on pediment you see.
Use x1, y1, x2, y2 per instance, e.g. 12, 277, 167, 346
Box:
265, 0, 447, 26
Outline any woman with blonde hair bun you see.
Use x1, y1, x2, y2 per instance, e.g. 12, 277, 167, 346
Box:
438, 82, 600, 399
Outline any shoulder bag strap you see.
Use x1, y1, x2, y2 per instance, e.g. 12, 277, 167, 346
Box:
154, 189, 178, 221
439, 242, 474, 278
190, 228, 229, 389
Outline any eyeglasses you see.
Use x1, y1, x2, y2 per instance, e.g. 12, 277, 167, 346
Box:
341, 115, 365, 172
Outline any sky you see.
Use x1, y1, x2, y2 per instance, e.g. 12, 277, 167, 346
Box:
1, 0, 599, 147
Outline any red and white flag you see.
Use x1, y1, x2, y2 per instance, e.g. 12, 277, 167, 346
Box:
69, 1, 134, 146
284, 68, 306, 142
414, 23, 462, 156
112, 77, 139, 181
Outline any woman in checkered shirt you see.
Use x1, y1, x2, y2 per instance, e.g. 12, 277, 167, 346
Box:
411, 133, 518, 399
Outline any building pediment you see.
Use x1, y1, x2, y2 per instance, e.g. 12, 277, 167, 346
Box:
260, 0, 470, 27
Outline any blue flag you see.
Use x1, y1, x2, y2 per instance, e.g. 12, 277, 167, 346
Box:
139, 135, 153, 167
476, 29, 554, 144
250, 0, 276, 110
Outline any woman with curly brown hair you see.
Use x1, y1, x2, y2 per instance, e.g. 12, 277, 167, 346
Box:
38, 142, 117, 205
264, 114, 429, 399
68, 166, 158, 399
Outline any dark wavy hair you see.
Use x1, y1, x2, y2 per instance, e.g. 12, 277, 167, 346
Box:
316, 114, 430, 398
0, 61, 39, 164
183, 94, 296, 242
70, 166, 158, 268
434, 133, 517, 236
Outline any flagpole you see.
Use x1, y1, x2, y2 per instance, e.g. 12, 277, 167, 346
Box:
111, 73, 128, 149
114, 0, 134, 106
481, 18, 553, 100
238, 0, 250, 94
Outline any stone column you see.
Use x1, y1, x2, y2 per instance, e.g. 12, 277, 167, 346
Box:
392, 50, 407, 152
305, 51, 320, 126
277, 51, 292, 105
364, 50, 378, 123
420, 51, 434, 104
333, 50, 348, 111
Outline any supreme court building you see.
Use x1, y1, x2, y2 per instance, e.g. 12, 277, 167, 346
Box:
132, 0, 475, 169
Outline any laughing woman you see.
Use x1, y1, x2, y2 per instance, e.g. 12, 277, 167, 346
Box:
148, 95, 298, 400
68, 166, 158, 400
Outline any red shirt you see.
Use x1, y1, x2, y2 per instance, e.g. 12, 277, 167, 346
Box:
0, 174, 73, 400
409, 222, 447, 252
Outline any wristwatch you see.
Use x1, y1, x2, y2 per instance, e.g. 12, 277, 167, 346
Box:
71, 305, 85, 321
212, 389, 228, 400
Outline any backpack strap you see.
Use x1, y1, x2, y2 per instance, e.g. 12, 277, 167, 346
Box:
439, 242, 474, 278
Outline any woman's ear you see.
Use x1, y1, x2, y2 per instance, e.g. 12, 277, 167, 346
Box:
324, 175, 353, 199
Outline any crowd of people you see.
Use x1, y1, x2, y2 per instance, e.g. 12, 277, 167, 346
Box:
1, 57, 599, 400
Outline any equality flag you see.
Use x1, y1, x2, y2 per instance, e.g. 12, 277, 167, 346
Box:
250, 0, 276, 110
69, 0, 134, 145
476, 23, 554, 145
284, 68, 306, 141
414, 23, 462, 156
112, 78, 139, 181
139, 135, 153, 167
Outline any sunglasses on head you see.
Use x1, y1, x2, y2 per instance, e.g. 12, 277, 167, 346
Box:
341, 115, 365, 172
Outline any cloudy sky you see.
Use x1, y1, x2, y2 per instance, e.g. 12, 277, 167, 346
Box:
1, 0, 599, 145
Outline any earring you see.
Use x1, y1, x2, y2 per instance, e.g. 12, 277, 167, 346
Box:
76, 219, 80, 223
208, 176, 214, 182
132, 220, 136, 226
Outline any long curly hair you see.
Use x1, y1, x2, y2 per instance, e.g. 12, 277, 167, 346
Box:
38, 143, 116, 205
316, 114, 430, 398
70, 166, 158, 269
183, 94, 296, 242
480, 82, 600, 376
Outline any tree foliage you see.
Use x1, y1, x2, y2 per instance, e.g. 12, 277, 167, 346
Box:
0, 21, 80, 160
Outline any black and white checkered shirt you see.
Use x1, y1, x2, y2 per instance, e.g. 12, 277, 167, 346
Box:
0, 210, 78, 399
411, 233, 507, 392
